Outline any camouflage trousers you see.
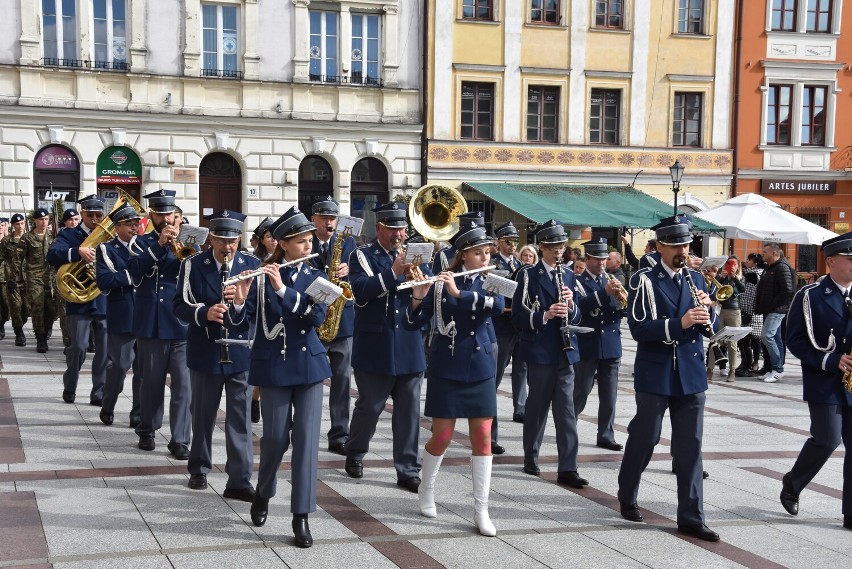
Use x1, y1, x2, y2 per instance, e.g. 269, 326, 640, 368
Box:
6, 282, 30, 328
0, 281, 9, 325
27, 279, 61, 334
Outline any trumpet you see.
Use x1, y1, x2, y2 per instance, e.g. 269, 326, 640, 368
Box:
703, 270, 734, 302
396, 265, 495, 291
605, 272, 628, 309
222, 253, 319, 286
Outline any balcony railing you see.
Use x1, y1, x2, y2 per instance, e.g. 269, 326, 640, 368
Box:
42, 58, 127, 71
309, 73, 384, 87
201, 68, 243, 79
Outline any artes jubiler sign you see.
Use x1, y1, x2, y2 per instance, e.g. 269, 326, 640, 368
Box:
760, 179, 836, 194
96, 147, 142, 184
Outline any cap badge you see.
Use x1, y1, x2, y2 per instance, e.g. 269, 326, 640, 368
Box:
222, 210, 230, 218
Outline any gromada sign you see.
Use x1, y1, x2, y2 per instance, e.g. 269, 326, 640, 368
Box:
760, 180, 836, 194
96, 146, 142, 184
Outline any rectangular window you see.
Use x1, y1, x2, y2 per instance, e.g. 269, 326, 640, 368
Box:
677, 0, 704, 34
771, 0, 797, 30
589, 88, 620, 144
42, 0, 78, 64
462, 0, 492, 21
202, 3, 240, 78
93, 0, 127, 70
594, 0, 624, 29
531, 0, 559, 24
527, 86, 559, 143
767, 85, 792, 145
806, 0, 832, 32
801, 85, 827, 146
351, 14, 381, 85
309, 11, 339, 82
796, 213, 827, 272
673, 92, 703, 147
460, 82, 494, 141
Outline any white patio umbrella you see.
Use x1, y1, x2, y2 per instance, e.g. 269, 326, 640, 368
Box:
694, 193, 838, 245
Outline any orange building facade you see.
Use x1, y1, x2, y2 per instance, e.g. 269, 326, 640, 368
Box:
734, 0, 852, 278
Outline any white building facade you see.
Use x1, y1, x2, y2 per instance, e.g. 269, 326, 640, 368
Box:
0, 0, 422, 239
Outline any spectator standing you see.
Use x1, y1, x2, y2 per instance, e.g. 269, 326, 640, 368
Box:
754, 243, 796, 383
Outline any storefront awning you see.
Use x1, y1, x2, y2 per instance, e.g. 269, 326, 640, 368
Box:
462, 182, 722, 232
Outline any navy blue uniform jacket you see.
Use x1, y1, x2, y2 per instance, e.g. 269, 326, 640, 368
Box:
173, 249, 259, 375
627, 263, 720, 396
349, 241, 433, 376
511, 261, 582, 366
95, 236, 136, 334
575, 271, 624, 360
47, 225, 106, 317
786, 277, 852, 406
310, 232, 356, 338
492, 254, 520, 337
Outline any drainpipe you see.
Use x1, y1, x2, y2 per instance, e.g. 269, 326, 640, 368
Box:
420, 0, 429, 188
728, 0, 745, 255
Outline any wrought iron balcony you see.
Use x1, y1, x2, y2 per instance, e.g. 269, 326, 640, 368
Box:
201, 68, 243, 79
308, 73, 384, 87
42, 58, 127, 71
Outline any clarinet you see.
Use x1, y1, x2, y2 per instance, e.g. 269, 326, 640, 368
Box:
219, 252, 233, 364
553, 263, 575, 352
675, 258, 713, 337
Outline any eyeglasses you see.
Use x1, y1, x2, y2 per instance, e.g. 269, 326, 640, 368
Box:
84, 212, 104, 218
120, 221, 140, 227
502, 239, 519, 245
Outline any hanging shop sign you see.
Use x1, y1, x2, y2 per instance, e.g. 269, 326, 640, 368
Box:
96, 147, 142, 184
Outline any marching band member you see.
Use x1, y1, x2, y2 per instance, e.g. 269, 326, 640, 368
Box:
95, 203, 143, 427
617, 215, 720, 542
574, 237, 625, 452
0, 213, 29, 346
249, 216, 275, 423
430, 212, 482, 274
344, 202, 432, 492
174, 210, 258, 501
127, 190, 191, 459
47, 195, 109, 405
511, 220, 586, 487
309, 196, 356, 456
19, 207, 60, 353
491, 221, 526, 443
404, 217, 504, 536
781, 231, 852, 531
235, 206, 331, 548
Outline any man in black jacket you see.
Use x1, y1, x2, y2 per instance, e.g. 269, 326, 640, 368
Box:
754, 243, 796, 383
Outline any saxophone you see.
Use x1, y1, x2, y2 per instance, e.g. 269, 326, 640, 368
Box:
842, 348, 852, 392
317, 229, 355, 342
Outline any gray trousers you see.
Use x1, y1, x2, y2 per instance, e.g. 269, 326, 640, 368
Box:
617, 391, 706, 526
62, 314, 108, 401
134, 338, 191, 446
345, 370, 423, 480
787, 402, 852, 516
188, 370, 253, 491
101, 332, 141, 424
256, 382, 322, 514
573, 357, 620, 444
493, 331, 527, 443
324, 335, 353, 446
524, 360, 579, 472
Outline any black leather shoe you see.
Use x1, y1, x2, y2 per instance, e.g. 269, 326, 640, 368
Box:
188, 473, 207, 490
62, 391, 75, 404
89, 398, 102, 407
596, 440, 623, 451
345, 459, 363, 478
780, 474, 799, 516
223, 486, 256, 502
557, 470, 589, 488
523, 462, 540, 476
397, 476, 421, 493
512, 413, 525, 423
99, 411, 114, 426
491, 442, 505, 455
138, 437, 155, 451
251, 495, 269, 527
844, 515, 852, 530
620, 502, 643, 522
251, 400, 260, 423
677, 523, 720, 542
292, 514, 313, 548
169, 443, 190, 460
327, 442, 346, 456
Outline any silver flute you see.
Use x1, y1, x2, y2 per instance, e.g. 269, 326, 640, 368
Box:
222, 253, 319, 286
396, 265, 496, 290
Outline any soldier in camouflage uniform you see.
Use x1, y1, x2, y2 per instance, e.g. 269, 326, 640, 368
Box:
0, 217, 9, 339
0, 213, 30, 346
19, 208, 61, 353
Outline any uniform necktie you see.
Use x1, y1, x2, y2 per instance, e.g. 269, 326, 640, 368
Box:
674, 273, 682, 287
321, 242, 328, 258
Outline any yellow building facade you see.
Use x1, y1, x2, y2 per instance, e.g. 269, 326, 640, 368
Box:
425, 0, 735, 250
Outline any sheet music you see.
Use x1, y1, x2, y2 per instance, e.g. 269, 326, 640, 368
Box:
177, 224, 210, 249
710, 326, 753, 343
483, 273, 517, 297
305, 276, 344, 306
403, 243, 434, 265
337, 215, 363, 237
567, 325, 595, 334
491, 269, 510, 278
699, 256, 729, 271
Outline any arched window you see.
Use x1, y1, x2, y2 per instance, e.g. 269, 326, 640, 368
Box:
199, 153, 242, 227
351, 158, 389, 241
298, 156, 334, 212
33, 145, 80, 212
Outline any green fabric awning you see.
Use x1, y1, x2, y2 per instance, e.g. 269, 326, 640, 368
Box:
462, 182, 721, 232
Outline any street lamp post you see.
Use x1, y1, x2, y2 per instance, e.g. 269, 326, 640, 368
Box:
669, 159, 685, 216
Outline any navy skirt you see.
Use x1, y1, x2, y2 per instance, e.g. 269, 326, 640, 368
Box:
424, 375, 497, 419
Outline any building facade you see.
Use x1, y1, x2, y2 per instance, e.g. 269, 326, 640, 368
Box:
733, 0, 852, 276
0, 0, 422, 241
424, 0, 735, 250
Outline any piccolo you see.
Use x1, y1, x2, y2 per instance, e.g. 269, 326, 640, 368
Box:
222, 253, 319, 286
396, 265, 496, 291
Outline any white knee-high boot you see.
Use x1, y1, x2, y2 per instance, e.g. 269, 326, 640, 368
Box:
471, 455, 496, 536
419, 450, 444, 518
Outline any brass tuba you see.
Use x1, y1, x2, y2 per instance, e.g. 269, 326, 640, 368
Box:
316, 227, 355, 342
56, 191, 148, 304
408, 184, 468, 243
